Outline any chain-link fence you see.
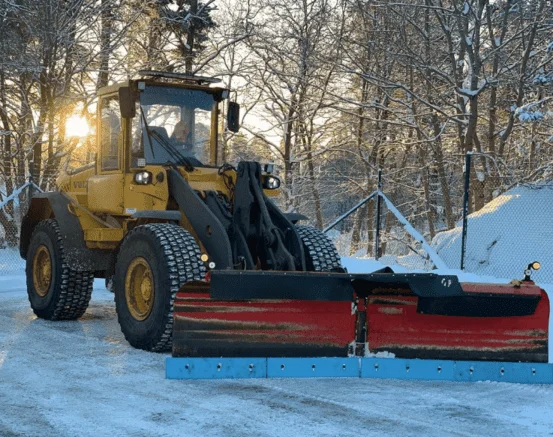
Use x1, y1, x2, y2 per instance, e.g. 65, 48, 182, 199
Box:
376, 164, 464, 272
325, 156, 552, 283
0, 164, 57, 274
0, 182, 35, 273
325, 176, 447, 272
434, 153, 553, 283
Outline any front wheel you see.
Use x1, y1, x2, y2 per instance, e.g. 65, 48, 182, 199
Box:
113, 224, 205, 352
295, 225, 343, 272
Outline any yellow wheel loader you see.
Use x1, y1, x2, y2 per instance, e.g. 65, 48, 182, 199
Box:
20, 71, 549, 367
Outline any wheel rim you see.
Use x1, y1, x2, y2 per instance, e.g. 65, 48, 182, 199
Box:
125, 257, 155, 321
33, 245, 52, 297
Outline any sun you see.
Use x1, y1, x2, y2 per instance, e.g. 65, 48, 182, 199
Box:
66, 115, 90, 138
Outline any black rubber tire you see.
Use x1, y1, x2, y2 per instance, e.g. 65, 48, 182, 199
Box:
25, 219, 94, 320
295, 225, 343, 272
113, 224, 205, 352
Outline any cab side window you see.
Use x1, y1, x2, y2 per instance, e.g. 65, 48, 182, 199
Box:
100, 96, 122, 171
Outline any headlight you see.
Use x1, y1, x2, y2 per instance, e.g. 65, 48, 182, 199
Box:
134, 171, 152, 185
530, 261, 541, 271
262, 175, 280, 190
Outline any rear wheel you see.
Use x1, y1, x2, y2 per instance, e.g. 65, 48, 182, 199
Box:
26, 219, 94, 320
113, 224, 205, 352
295, 225, 343, 272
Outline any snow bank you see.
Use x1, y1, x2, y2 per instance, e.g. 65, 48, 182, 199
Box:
342, 256, 511, 284
341, 257, 388, 273
433, 184, 553, 283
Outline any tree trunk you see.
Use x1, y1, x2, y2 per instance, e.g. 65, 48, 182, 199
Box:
306, 152, 323, 228
431, 115, 454, 229
349, 207, 364, 256
185, 0, 198, 73
97, 0, 114, 89
281, 101, 296, 210
0, 71, 18, 246
418, 146, 436, 239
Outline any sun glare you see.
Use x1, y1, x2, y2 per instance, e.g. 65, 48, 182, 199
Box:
66, 115, 90, 138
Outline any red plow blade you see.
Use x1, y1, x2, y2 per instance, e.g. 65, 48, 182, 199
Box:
172, 282, 355, 357
172, 272, 549, 363
367, 283, 549, 363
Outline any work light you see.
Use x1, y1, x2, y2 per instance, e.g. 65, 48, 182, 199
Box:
262, 175, 281, 190
134, 171, 152, 185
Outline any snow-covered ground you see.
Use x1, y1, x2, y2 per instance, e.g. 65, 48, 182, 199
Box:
2, 260, 553, 436
433, 184, 553, 283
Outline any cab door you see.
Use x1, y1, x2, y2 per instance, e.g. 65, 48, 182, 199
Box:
87, 93, 125, 215
123, 101, 169, 214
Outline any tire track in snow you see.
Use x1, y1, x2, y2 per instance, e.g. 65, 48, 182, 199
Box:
245, 381, 479, 436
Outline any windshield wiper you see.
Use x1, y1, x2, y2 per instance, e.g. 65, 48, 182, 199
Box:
148, 129, 196, 172
140, 107, 156, 159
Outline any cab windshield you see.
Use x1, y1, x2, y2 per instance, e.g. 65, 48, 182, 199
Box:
132, 86, 216, 167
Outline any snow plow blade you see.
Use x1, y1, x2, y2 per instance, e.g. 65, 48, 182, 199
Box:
172, 269, 549, 364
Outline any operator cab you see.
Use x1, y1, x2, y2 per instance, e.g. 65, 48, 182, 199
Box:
58, 71, 241, 216
132, 81, 218, 168
97, 70, 239, 174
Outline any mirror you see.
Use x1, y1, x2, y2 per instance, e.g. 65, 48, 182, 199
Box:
119, 87, 136, 118
227, 101, 240, 133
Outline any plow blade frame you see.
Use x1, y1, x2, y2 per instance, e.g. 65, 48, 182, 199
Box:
209, 270, 467, 301
208, 270, 542, 317
166, 357, 553, 384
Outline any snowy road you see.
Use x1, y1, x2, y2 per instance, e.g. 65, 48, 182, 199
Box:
1, 275, 553, 437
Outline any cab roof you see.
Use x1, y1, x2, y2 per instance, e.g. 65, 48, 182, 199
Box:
97, 71, 227, 97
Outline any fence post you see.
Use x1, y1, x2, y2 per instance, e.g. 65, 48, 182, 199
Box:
374, 169, 383, 260
460, 152, 471, 270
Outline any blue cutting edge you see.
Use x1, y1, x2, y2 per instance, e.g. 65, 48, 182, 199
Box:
166, 357, 267, 379
166, 357, 553, 384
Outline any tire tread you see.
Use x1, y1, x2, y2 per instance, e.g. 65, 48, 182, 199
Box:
295, 225, 342, 272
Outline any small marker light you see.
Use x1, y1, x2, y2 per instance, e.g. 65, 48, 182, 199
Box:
208, 261, 216, 269
523, 261, 542, 281
200, 254, 209, 262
